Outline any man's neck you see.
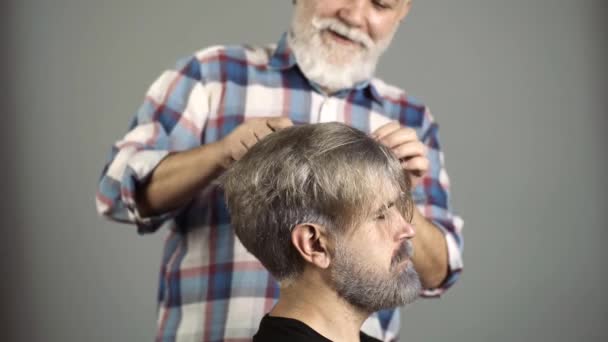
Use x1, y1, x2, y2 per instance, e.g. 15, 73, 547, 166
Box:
269, 274, 369, 342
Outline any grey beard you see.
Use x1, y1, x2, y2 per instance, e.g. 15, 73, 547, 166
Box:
287, 27, 381, 91
330, 242, 421, 313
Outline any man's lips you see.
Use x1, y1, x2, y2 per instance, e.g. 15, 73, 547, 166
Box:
325, 29, 361, 47
392, 258, 410, 272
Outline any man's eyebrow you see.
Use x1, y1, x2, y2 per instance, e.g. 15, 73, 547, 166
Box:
373, 199, 397, 215
374, 191, 407, 214
374, 205, 386, 215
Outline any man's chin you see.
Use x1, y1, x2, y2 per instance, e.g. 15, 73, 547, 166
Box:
317, 51, 370, 76
289, 33, 378, 90
323, 58, 357, 69
320, 45, 366, 65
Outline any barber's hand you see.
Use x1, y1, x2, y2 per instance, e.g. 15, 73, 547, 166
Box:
218, 117, 293, 168
372, 121, 429, 187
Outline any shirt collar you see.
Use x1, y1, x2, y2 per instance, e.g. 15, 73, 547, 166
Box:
268, 32, 384, 104
267, 32, 298, 71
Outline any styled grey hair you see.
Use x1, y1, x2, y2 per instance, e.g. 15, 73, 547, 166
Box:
221, 122, 412, 282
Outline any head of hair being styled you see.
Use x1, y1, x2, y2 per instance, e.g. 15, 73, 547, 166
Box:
220, 122, 413, 283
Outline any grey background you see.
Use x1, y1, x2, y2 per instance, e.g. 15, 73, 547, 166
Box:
3, 0, 606, 341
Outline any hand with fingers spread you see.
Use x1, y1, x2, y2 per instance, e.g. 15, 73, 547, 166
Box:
372, 120, 429, 187
219, 117, 294, 169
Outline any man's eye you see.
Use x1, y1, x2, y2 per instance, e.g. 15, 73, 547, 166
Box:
372, 0, 391, 9
375, 202, 395, 220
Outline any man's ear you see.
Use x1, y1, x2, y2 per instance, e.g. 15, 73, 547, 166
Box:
399, 0, 413, 21
291, 223, 332, 269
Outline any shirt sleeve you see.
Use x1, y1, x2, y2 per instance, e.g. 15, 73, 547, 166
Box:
412, 106, 464, 297
95, 55, 209, 234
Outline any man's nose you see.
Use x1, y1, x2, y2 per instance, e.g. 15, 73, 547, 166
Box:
337, 0, 367, 28
396, 217, 416, 241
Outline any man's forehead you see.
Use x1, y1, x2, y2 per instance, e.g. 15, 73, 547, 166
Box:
366, 179, 403, 210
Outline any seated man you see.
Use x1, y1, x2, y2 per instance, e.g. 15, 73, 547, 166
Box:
221, 122, 421, 342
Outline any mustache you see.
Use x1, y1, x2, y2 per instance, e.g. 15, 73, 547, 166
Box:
311, 16, 374, 49
391, 240, 414, 267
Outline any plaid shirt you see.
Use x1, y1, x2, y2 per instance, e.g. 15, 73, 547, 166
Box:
96, 33, 463, 342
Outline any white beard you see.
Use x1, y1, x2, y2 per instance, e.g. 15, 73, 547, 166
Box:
288, 15, 396, 91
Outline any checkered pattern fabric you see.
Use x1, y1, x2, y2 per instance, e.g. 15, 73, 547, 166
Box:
96, 33, 463, 342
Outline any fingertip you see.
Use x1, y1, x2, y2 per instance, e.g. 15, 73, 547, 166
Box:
268, 117, 293, 130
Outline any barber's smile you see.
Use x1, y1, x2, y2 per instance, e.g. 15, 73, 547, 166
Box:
324, 29, 363, 48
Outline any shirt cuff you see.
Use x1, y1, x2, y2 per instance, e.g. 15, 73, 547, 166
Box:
122, 149, 177, 234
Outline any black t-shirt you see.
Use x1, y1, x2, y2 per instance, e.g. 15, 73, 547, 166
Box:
253, 314, 381, 342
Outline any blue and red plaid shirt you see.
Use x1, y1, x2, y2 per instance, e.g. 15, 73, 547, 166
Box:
96, 33, 463, 342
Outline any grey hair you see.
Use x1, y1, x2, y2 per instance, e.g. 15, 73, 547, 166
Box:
220, 122, 412, 282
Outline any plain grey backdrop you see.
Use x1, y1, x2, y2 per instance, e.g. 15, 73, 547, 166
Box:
3, 0, 607, 341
